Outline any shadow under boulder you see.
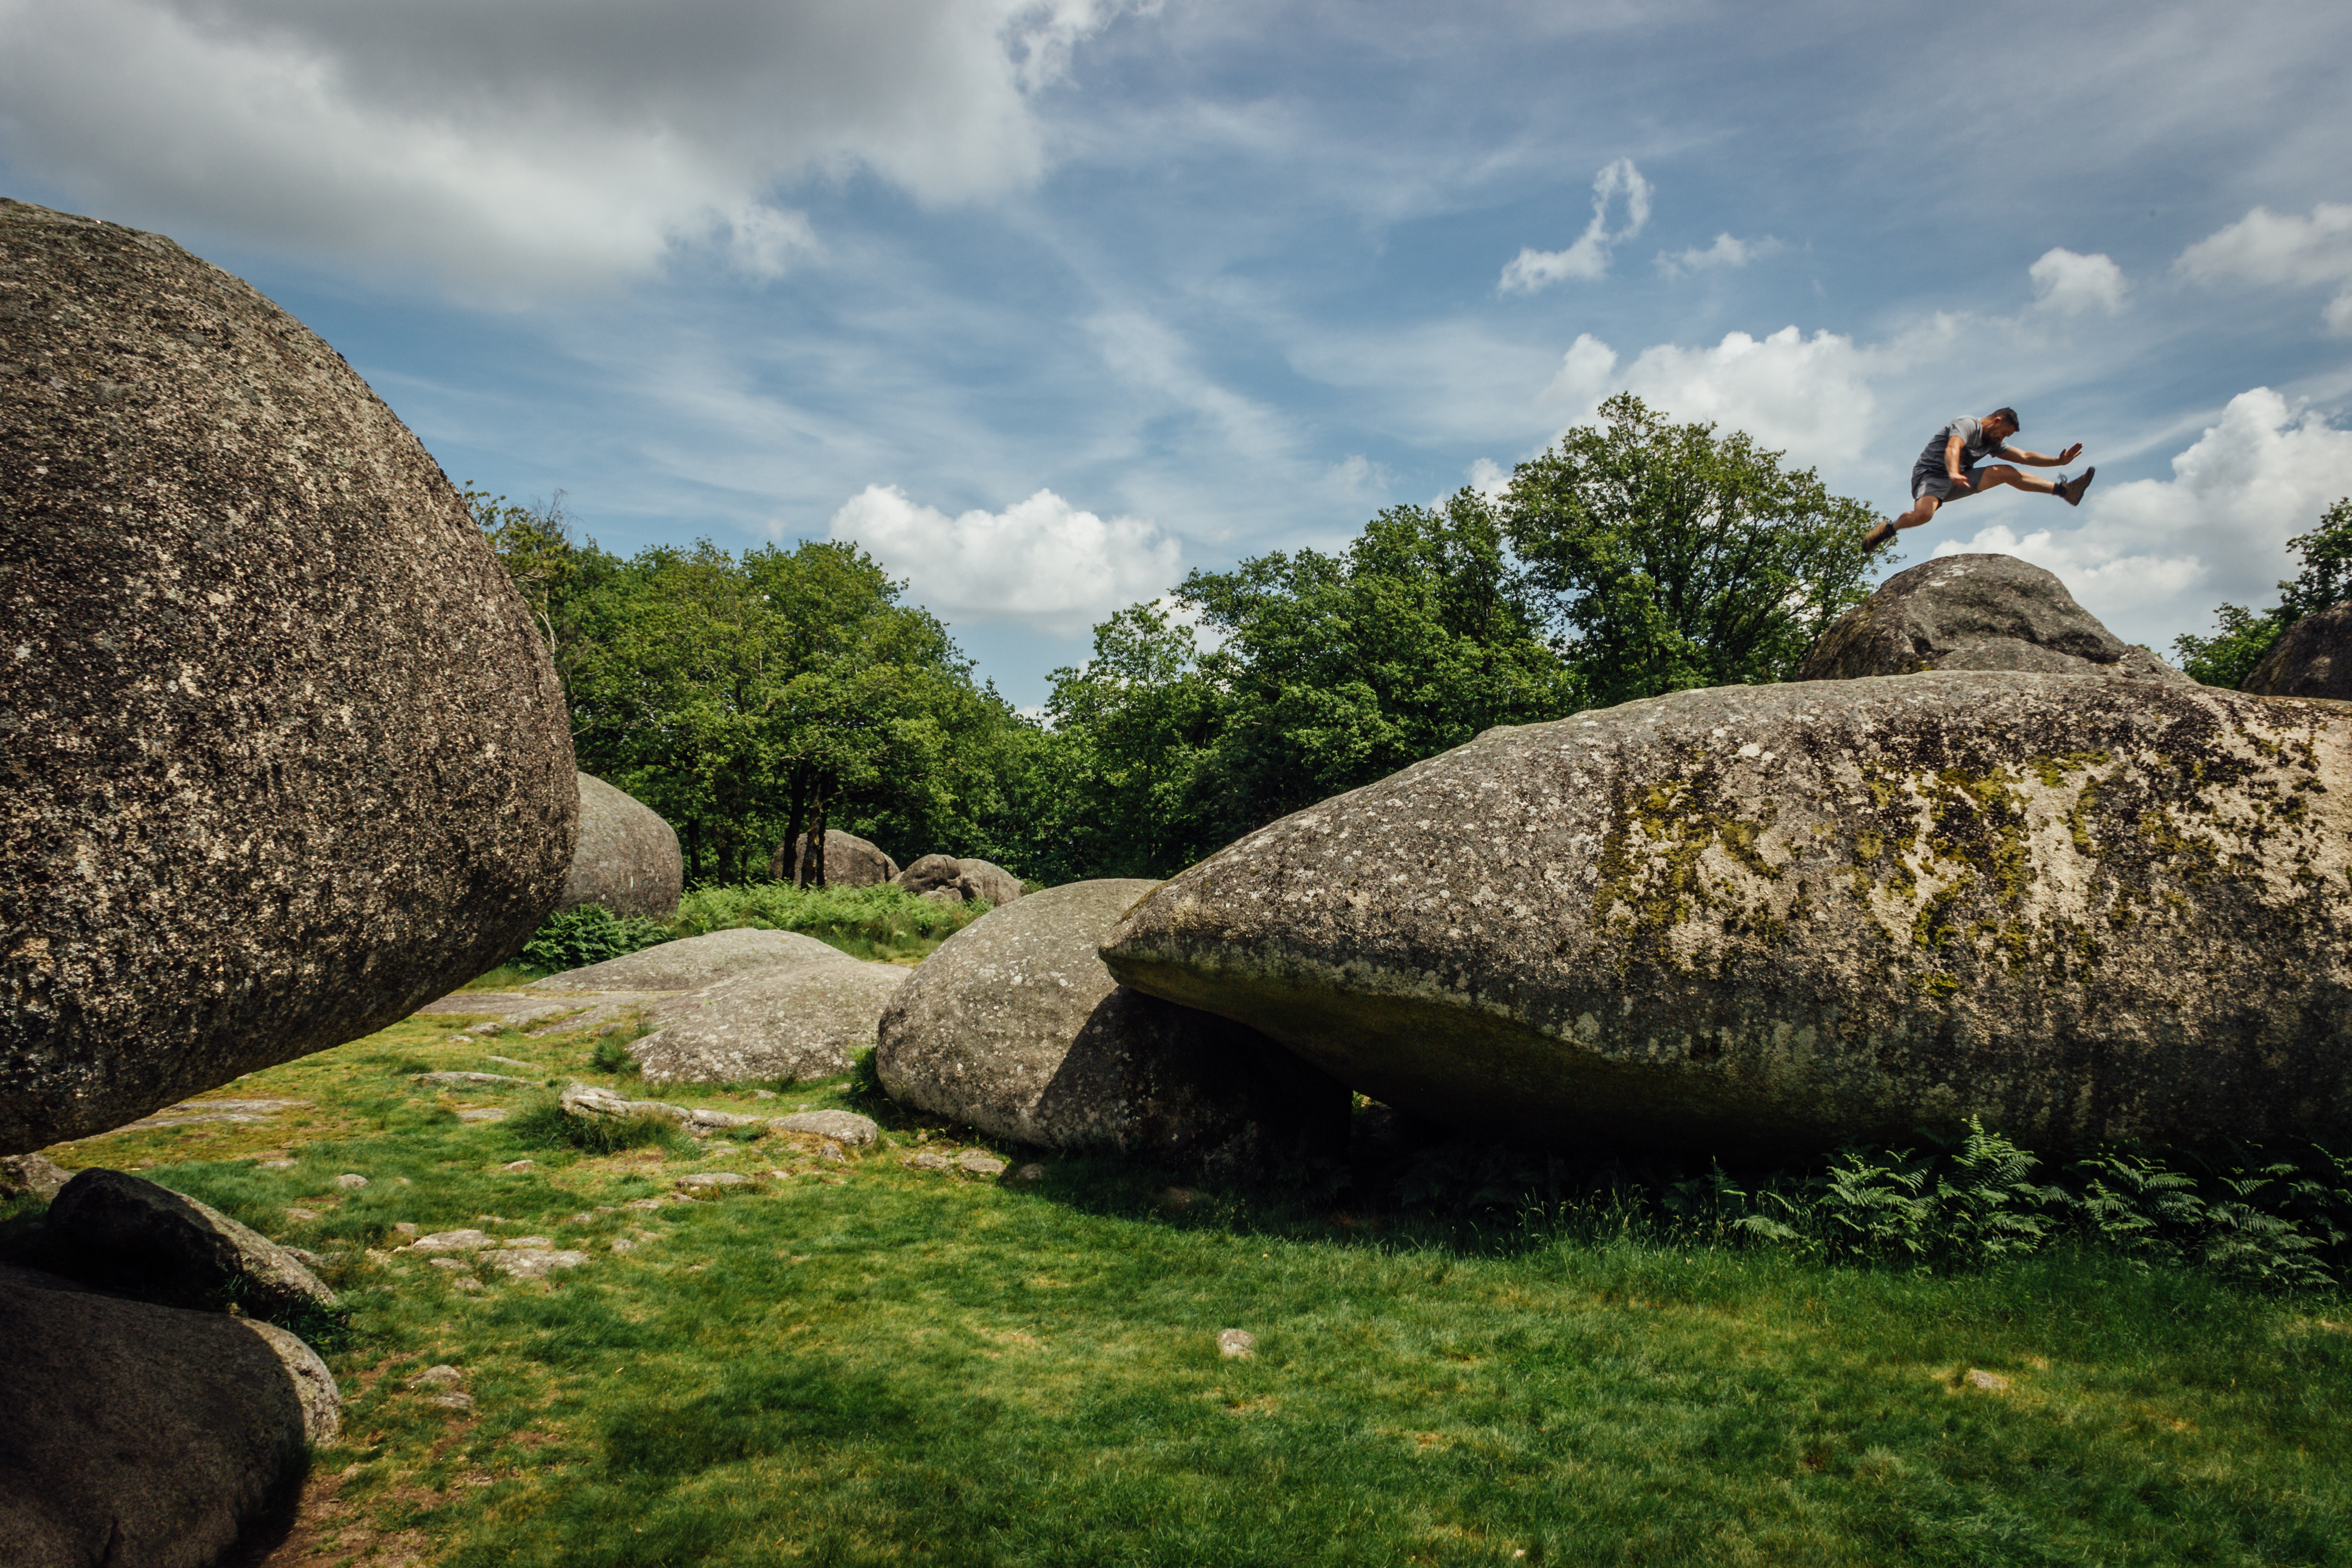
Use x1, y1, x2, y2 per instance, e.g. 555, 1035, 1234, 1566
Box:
878, 880, 1347, 1178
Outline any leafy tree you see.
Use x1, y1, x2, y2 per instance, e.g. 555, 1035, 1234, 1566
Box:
1501, 391, 1878, 706
2172, 498, 2352, 687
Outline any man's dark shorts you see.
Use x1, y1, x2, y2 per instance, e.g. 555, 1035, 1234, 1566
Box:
1912, 465, 1983, 502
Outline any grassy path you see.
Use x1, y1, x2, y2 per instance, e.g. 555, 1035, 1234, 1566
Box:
13, 1000, 2352, 1567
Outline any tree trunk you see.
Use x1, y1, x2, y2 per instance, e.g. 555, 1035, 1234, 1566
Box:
781, 767, 811, 886
804, 791, 831, 889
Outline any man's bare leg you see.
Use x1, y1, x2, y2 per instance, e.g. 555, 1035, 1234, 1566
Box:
1864, 493, 1942, 551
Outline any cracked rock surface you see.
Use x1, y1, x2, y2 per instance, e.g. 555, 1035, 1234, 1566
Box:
1102, 672, 2352, 1153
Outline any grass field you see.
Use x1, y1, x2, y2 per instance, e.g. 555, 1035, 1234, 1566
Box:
13, 989, 2352, 1567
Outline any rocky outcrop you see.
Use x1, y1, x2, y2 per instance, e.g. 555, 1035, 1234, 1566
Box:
774, 829, 900, 889
632, 960, 910, 1085
0, 200, 576, 1155
1100, 674, 2352, 1154
529, 928, 846, 993
1800, 555, 2188, 684
879, 881, 1347, 1174
1, 1152, 71, 1202
2243, 601, 2352, 699
0, 1267, 338, 1568
894, 854, 1024, 905
561, 773, 683, 918
45, 1168, 336, 1315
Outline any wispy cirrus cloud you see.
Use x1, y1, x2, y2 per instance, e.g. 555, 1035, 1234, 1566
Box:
1497, 157, 1651, 292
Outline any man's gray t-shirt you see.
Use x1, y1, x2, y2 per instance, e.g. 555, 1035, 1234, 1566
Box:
1912, 417, 2008, 493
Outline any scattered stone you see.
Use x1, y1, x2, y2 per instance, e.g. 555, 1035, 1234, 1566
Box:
458, 1109, 508, 1123
411, 1365, 464, 1388
332, 1173, 368, 1190
903, 1151, 955, 1171
610, 1237, 638, 1253
1007, 1162, 1046, 1184
391, 1222, 419, 1237
428, 1257, 468, 1271
632, 961, 909, 1086
566, 1212, 593, 1225
1798, 554, 2189, 684
44, 1169, 336, 1314
753, 1088, 778, 1100
531, 928, 850, 995
955, 1150, 1008, 1177
770, 1109, 881, 1147
117, 1098, 312, 1132
1101, 671, 2352, 1153
257, 1158, 296, 1171
776, 828, 901, 889
2244, 599, 2352, 698
561, 772, 684, 918
500, 1159, 535, 1171
284, 1207, 319, 1224
880, 880, 1348, 1177
417, 1071, 535, 1088
1217, 1329, 1256, 1359
0, 201, 580, 1159
675, 1172, 752, 1191
428, 1389, 476, 1410
623, 1198, 666, 1212
0, 1153, 71, 1202
481, 1248, 588, 1279
486, 1055, 538, 1070
0, 1267, 340, 1567
408, 1229, 493, 1254
816, 1142, 848, 1164
453, 1276, 484, 1293
1965, 1369, 2011, 1393
559, 1080, 763, 1134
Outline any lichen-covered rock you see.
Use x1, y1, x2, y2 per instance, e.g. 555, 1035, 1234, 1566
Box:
1800, 554, 2188, 684
632, 961, 910, 1085
0, 1152, 71, 1202
879, 880, 1347, 1174
774, 829, 899, 888
0, 1268, 338, 1568
769, 1109, 880, 1146
529, 928, 845, 994
893, 853, 1023, 905
2243, 601, 2352, 699
0, 200, 575, 1155
557, 1080, 763, 1133
1101, 674, 2352, 1154
955, 859, 1024, 906
562, 773, 683, 918
44, 1168, 336, 1315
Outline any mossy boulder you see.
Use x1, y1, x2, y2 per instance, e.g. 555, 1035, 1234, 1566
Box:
1101, 674, 2352, 1154
1800, 554, 2188, 684
2243, 601, 2352, 699
0, 199, 575, 1155
562, 773, 683, 918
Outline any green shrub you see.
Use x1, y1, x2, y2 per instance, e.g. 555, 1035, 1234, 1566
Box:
518, 904, 677, 973
589, 1028, 643, 1077
675, 882, 986, 960
506, 1095, 685, 1155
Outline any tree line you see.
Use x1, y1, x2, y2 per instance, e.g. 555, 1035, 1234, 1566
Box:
474, 393, 1906, 887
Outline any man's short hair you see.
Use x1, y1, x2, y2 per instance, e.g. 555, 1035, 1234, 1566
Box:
1990, 406, 2021, 429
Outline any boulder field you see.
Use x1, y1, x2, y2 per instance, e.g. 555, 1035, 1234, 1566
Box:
1101, 673, 2352, 1154
0, 199, 575, 1154
561, 773, 683, 918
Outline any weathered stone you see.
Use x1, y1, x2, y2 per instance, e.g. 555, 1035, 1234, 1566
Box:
769, 1109, 880, 1147
2244, 601, 2352, 699
406, 1228, 492, 1253
560, 771, 684, 918
530, 928, 848, 994
955, 859, 1024, 906
0, 1270, 339, 1568
631, 962, 910, 1085
1, 1152, 71, 1202
558, 1080, 763, 1132
878, 880, 1348, 1174
1101, 673, 2352, 1153
1800, 555, 2189, 684
0, 200, 577, 1156
775, 828, 900, 889
675, 1171, 751, 1191
45, 1168, 336, 1314
902, 1150, 955, 1171
1217, 1329, 1256, 1359
481, 1247, 587, 1277
417, 1070, 535, 1088
891, 854, 1023, 906
954, 1149, 1008, 1176
330, 1173, 367, 1190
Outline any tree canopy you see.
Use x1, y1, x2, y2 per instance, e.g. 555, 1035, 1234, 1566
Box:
2172, 498, 2352, 687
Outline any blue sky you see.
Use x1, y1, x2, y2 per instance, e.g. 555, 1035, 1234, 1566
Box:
6, 0, 2351, 704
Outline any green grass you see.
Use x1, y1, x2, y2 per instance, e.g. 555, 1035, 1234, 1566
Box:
674, 881, 993, 963
11, 1011, 2352, 1568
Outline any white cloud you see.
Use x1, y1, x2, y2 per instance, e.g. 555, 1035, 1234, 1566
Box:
1498, 157, 1651, 292
1934, 388, 2352, 630
1466, 458, 1512, 499
2028, 247, 2128, 315
0, 0, 1132, 298
1656, 232, 1780, 278
1543, 326, 1883, 471
2177, 202, 2352, 335
828, 483, 1181, 636
1325, 454, 1394, 497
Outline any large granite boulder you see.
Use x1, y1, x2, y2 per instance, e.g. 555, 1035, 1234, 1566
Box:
0, 1267, 338, 1568
894, 854, 1023, 905
632, 960, 911, 1085
774, 829, 900, 888
1800, 554, 2188, 684
879, 881, 1346, 1174
0, 200, 575, 1156
561, 773, 683, 918
529, 928, 845, 994
2243, 601, 2352, 698
1101, 674, 2352, 1154
45, 1168, 336, 1315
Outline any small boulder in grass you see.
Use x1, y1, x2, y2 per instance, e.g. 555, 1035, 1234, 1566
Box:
1965, 1369, 2011, 1393
675, 1172, 752, 1192
1217, 1329, 1256, 1359
45, 1168, 336, 1314
903, 1151, 954, 1172
332, 1173, 368, 1190
407, 1229, 493, 1253
0, 1152, 71, 1203
769, 1109, 880, 1147
954, 1150, 1008, 1177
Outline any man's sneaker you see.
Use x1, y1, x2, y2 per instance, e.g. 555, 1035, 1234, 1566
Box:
1862, 521, 1897, 552
2059, 467, 2097, 507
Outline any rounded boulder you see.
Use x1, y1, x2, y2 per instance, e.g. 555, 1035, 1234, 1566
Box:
878, 880, 1346, 1175
0, 200, 575, 1155
1102, 673, 2352, 1154
1800, 554, 2187, 684
632, 959, 912, 1085
774, 829, 900, 889
2243, 601, 2352, 699
562, 773, 683, 918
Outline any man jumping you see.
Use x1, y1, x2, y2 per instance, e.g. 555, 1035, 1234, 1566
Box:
1862, 407, 2094, 552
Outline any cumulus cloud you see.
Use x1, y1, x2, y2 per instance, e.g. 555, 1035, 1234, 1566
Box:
1934, 388, 2352, 630
1325, 454, 1394, 496
1543, 325, 1882, 471
2177, 202, 2352, 334
2028, 247, 2127, 314
0, 0, 1131, 298
828, 483, 1181, 636
1655, 232, 1781, 278
1498, 158, 1651, 292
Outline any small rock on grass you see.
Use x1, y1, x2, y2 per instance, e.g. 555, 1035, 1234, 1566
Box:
501, 1159, 534, 1171
482, 1248, 588, 1278
408, 1229, 492, 1253
1006, 1162, 1046, 1184
0, 1152, 72, 1202
332, 1173, 367, 1189
1966, 1369, 2011, 1392
955, 1150, 1008, 1176
1217, 1329, 1256, 1359
675, 1172, 751, 1191
257, 1158, 296, 1171
769, 1109, 879, 1146
816, 1142, 848, 1164
458, 1109, 506, 1122
903, 1151, 954, 1171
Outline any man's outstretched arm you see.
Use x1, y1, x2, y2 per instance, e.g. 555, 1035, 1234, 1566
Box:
1998, 441, 2084, 467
